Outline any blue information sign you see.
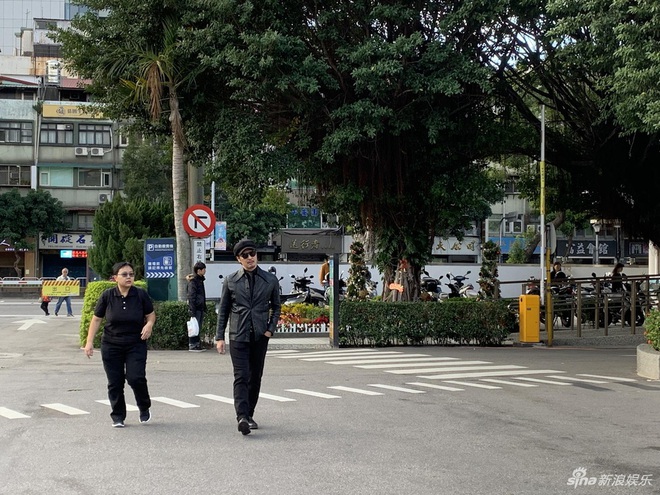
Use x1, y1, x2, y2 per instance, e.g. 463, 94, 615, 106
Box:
144, 238, 176, 279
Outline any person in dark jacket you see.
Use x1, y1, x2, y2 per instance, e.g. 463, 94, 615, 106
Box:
83, 261, 155, 428
215, 239, 281, 435
187, 261, 207, 352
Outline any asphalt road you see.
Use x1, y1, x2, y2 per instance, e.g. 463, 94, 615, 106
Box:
0, 300, 658, 495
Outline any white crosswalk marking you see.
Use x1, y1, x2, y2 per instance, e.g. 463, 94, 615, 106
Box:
480, 379, 538, 387
328, 386, 384, 396
196, 394, 234, 405
406, 382, 464, 392
546, 376, 609, 384
326, 354, 440, 364
358, 360, 490, 369
387, 365, 525, 375
513, 377, 572, 385
95, 400, 139, 411
285, 389, 342, 399
302, 352, 404, 361
443, 380, 501, 390
151, 397, 200, 408
420, 369, 565, 379
268, 350, 300, 355
577, 374, 637, 382
41, 403, 90, 415
368, 384, 425, 394
0, 407, 30, 419
275, 349, 380, 359
259, 393, 297, 402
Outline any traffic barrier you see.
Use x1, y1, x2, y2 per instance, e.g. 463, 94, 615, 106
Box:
41, 279, 81, 297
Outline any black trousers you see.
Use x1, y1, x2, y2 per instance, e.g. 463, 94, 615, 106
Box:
229, 336, 269, 421
189, 310, 204, 349
40, 300, 49, 315
101, 340, 151, 421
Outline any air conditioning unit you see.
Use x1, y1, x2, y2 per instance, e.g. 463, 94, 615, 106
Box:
90, 147, 104, 157
74, 147, 88, 156
98, 193, 110, 204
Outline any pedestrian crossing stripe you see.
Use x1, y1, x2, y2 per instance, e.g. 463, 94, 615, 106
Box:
96, 400, 139, 411
328, 386, 383, 396
480, 379, 538, 387
275, 349, 380, 359
300, 352, 405, 361
41, 403, 90, 415
406, 382, 465, 392
367, 384, 426, 394
357, 360, 490, 369
513, 377, 572, 385
442, 380, 501, 390
196, 394, 234, 404
285, 389, 342, 399
387, 364, 525, 375
151, 397, 199, 408
546, 375, 609, 384
258, 393, 296, 402
420, 369, 565, 380
577, 374, 637, 382
0, 407, 30, 419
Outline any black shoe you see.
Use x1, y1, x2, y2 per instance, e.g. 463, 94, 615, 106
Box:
139, 410, 151, 424
238, 417, 251, 435
112, 420, 125, 428
54, 312, 58, 316
247, 417, 258, 429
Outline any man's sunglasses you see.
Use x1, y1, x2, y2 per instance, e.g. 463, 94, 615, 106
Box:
239, 250, 257, 259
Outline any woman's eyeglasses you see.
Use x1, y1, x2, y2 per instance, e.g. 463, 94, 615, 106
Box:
118, 272, 135, 278
239, 250, 257, 259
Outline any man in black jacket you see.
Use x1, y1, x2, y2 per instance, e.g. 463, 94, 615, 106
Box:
215, 239, 281, 435
187, 261, 207, 352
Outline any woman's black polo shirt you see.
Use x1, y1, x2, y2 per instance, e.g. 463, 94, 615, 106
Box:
94, 286, 154, 345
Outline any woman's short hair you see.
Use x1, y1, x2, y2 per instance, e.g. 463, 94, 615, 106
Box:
112, 261, 133, 275
193, 261, 206, 272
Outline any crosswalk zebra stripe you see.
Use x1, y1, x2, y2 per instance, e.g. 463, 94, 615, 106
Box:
0, 407, 30, 419
406, 382, 464, 392
285, 389, 342, 399
275, 349, 380, 359
328, 386, 384, 396
442, 381, 501, 390
368, 384, 426, 394
324, 354, 436, 364
259, 393, 297, 402
301, 352, 405, 361
420, 369, 565, 380
41, 403, 90, 415
387, 365, 525, 375
577, 374, 637, 382
196, 394, 234, 404
357, 360, 490, 369
546, 375, 609, 384
513, 377, 572, 385
151, 397, 200, 408
96, 400, 139, 411
480, 379, 538, 387
268, 350, 300, 355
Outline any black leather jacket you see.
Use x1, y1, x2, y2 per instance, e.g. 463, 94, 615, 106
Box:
216, 266, 281, 342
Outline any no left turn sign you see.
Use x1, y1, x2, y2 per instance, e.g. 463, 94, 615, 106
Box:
183, 204, 215, 238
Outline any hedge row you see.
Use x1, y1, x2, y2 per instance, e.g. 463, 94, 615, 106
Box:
338, 299, 515, 347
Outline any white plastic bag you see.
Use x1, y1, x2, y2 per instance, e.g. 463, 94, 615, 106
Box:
186, 317, 199, 337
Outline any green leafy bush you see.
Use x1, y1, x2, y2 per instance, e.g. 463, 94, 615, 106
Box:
644, 309, 660, 351
79, 280, 217, 350
338, 299, 514, 347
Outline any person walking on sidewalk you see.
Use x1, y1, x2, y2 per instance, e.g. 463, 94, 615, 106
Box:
83, 261, 156, 428
187, 261, 207, 352
54, 267, 74, 316
216, 239, 281, 435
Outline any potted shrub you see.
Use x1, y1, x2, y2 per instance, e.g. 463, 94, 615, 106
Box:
637, 309, 660, 379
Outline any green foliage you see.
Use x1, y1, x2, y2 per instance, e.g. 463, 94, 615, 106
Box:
214, 193, 286, 246
0, 188, 67, 251
88, 195, 174, 279
79, 280, 216, 349
506, 235, 530, 264
478, 241, 501, 299
644, 309, 660, 352
121, 135, 173, 201
338, 300, 514, 347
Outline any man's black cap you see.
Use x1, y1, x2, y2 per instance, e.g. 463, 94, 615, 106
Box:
233, 239, 257, 257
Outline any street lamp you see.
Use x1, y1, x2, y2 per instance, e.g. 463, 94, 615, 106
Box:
590, 219, 602, 264
613, 219, 622, 262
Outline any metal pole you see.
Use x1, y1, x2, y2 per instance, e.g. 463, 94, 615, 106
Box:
540, 105, 553, 345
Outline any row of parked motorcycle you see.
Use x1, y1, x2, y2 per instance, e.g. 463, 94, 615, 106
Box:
268, 266, 378, 307
420, 270, 479, 300
509, 272, 651, 329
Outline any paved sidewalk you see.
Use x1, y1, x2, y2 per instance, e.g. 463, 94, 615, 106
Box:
270, 333, 332, 350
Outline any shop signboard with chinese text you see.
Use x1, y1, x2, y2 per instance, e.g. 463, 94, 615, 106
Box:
39, 233, 93, 250
144, 238, 176, 278
280, 228, 342, 254
287, 207, 321, 229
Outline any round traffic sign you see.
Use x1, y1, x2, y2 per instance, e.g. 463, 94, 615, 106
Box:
183, 204, 215, 238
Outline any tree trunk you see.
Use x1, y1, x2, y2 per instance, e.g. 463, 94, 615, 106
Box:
171, 126, 190, 300
523, 211, 566, 261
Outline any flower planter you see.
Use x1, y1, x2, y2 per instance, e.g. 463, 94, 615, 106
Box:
277, 322, 329, 334
636, 344, 660, 380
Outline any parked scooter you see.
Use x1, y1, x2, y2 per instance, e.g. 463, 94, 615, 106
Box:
283, 268, 327, 306
421, 270, 444, 301
445, 271, 478, 298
